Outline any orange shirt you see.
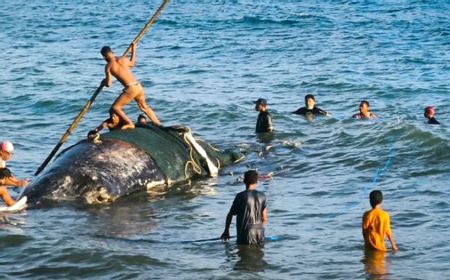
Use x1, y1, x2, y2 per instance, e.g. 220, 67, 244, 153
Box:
362, 208, 392, 251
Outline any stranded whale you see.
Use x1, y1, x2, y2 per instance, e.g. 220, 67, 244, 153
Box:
21, 126, 243, 206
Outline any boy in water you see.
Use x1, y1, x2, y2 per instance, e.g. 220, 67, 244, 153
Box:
254, 98, 274, 133
293, 94, 331, 117
353, 100, 377, 119
0, 141, 29, 206
424, 106, 440, 124
96, 42, 161, 131
362, 190, 398, 251
221, 170, 268, 245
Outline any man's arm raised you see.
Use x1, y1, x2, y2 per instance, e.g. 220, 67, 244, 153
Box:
128, 42, 137, 67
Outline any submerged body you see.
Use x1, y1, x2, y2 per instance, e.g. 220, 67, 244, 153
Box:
21, 126, 242, 207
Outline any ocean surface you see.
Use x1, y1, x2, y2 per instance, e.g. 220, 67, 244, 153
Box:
0, 0, 449, 279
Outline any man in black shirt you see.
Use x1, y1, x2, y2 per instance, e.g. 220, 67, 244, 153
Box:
254, 98, 274, 133
424, 106, 440, 124
293, 94, 330, 116
221, 170, 268, 245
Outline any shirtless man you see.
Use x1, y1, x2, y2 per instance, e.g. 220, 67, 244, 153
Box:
353, 100, 377, 119
99, 42, 161, 130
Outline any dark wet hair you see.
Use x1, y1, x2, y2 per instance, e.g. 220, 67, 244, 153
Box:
244, 170, 258, 185
369, 190, 383, 208
0, 167, 12, 179
305, 94, 315, 102
101, 46, 112, 57
360, 100, 370, 107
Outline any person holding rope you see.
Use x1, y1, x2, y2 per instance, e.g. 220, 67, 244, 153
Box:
94, 42, 161, 132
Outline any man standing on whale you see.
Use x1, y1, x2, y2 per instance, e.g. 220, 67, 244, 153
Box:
96, 42, 161, 131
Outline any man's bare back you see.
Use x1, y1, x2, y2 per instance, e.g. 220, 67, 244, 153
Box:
104, 48, 137, 88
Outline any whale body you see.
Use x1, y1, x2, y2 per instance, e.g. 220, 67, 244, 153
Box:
21, 126, 242, 206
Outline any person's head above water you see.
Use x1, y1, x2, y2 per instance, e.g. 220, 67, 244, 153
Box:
369, 190, 383, 208
359, 100, 370, 113
254, 98, 267, 112
304, 94, 316, 109
424, 106, 435, 119
100, 46, 114, 60
137, 114, 147, 125
243, 170, 258, 188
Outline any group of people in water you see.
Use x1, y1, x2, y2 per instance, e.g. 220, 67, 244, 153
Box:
254, 94, 441, 133
224, 94, 442, 251
0, 41, 443, 257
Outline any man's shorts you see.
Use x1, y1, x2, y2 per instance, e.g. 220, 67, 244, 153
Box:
237, 224, 265, 245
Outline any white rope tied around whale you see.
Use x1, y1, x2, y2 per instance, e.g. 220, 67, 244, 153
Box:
182, 130, 219, 179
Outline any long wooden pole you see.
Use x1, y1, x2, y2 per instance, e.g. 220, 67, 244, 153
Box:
35, 0, 171, 176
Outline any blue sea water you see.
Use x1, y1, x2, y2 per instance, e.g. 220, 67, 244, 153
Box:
0, 0, 449, 279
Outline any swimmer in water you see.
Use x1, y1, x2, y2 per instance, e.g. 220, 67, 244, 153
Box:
424, 106, 440, 124
353, 100, 377, 119
254, 98, 273, 133
293, 94, 330, 117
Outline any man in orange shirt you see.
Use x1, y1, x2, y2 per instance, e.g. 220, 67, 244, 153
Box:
362, 190, 398, 251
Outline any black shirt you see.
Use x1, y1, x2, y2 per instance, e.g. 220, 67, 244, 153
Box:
428, 117, 440, 124
256, 111, 273, 133
230, 189, 267, 245
293, 106, 328, 116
